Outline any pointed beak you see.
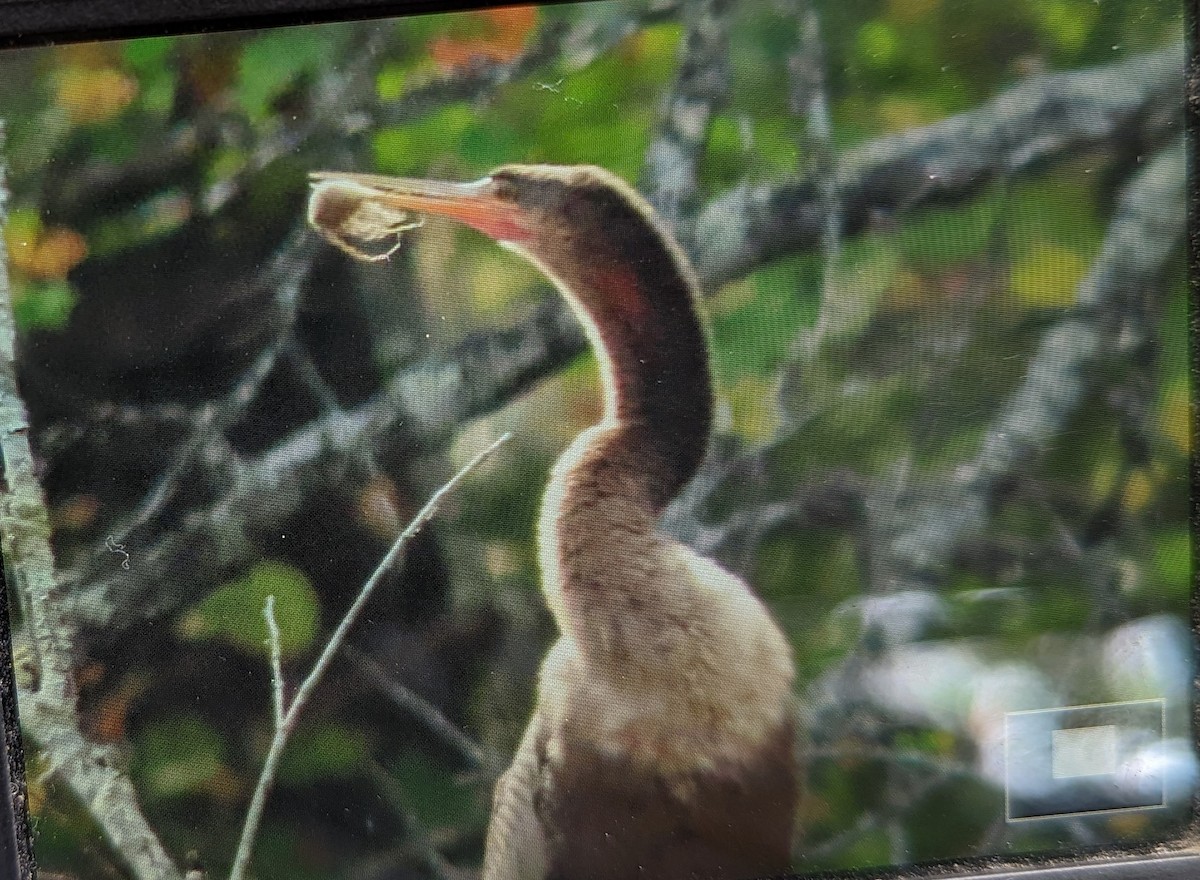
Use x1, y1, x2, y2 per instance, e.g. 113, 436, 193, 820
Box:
308, 171, 532, 254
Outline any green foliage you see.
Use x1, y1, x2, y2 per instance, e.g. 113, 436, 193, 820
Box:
14, 280, 78, 331
376, 64, 408, 102
133, 713, 226, 799
1151, 527, 1191, 601
237, 27, 350, 119
386, 752, 476, 828
1032, 0, 1101, 54
374, 104, 477, 175
123, 36, 176, 113
855, 19, 903, 71
818, 236, 904, 343
894, 192, 1001, 268
709, 254, 821, 381
181, 560, 321, 659
277, 723, 371, 785
906, 775, 1003, 859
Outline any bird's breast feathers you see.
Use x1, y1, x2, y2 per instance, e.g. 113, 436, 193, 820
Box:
536, 545, 795, 785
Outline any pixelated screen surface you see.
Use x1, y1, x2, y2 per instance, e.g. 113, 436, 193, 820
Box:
0, 1, 1190, 878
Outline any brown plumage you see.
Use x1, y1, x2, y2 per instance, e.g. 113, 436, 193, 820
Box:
308, 165, 798, 880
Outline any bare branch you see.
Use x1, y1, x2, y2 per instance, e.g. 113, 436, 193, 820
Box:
264, 595, 285, 727
103, 226, 315, 550
781, 0, 841, 359
228, 433, 510, 880
346, 645, 498, 776
363, 760, 466, 880
682, 140, 1185, 592
59, 297, 581, 638
0, 167, 182, 880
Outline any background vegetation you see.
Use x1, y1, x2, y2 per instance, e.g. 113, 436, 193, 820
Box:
0, 0, 1188, 878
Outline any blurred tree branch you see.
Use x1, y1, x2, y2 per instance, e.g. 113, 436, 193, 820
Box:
689, 41, 1182, 284
42, 1, 680, 222
57, 42, 1184, 644
674, 138, 1184, 595
879, 139, 1185, 591
641, 0, 731, 228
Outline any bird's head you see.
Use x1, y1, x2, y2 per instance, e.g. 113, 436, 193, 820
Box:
308, 164, 682, 319
308, 163, 710, 494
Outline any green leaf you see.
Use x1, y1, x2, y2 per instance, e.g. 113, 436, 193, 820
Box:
124, 36, 177, 114
817, 237, 902, 342
855, 20, 902, 70
180, 560, 321, 659
1010, 241, 1086, 307
277, 723, 369, 785
123, 36, 174, 72
14, 280, 78, 331
387, 752, 475, 827
1151, 527, 1190, 600
709, 254, 820, 380
1006, 177, 1102, 253
372, 104, 475, 176
896, 193, 1000, 267
1033, 0, 1099, 54
134, 713, 225, 799
237, 27, 345, 119
5, 206, 42, 244
376, 64, 408, 102
460, 120, 520, 169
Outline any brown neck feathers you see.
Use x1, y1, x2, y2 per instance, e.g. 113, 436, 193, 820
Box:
529, 177, 712, 512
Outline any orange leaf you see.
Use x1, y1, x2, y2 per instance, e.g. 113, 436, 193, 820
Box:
430, 5, 538, 70
483, 5, 538, 50
356, 475, 417, 540
8, 224, 88, 279
53, 493, 101, 531
32, 228, 89, 279
89, 674, 151, 743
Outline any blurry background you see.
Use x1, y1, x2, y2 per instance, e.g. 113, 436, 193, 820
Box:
0, 0, 1189, 877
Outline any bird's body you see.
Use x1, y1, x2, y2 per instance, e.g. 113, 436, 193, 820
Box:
308, 165, 798, 880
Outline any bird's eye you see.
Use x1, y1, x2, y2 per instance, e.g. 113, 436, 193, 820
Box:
489, 173, 520, 203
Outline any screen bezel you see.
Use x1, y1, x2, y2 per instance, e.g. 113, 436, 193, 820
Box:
0, 1, 1193, 879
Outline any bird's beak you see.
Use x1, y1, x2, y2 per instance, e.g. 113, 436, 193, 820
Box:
308, 171, 531, 260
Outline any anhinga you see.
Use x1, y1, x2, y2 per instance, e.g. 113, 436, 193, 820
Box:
307, 165, 798, 880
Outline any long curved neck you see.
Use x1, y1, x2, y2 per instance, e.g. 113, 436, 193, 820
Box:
521, 206, 712, 513
577, 284, 712, 510
528, 204, 715, 667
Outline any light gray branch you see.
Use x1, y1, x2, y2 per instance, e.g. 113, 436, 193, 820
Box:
783, 0, 841, 343
641, 0, 732, 229
0, 160, 182, 880
690, 42, 1182, 285
105, 227, 313, 548
346, 646, 499, 776
677, 140, 1185, 591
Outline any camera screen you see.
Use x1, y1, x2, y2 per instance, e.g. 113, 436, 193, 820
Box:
0, 1, 1190, 878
